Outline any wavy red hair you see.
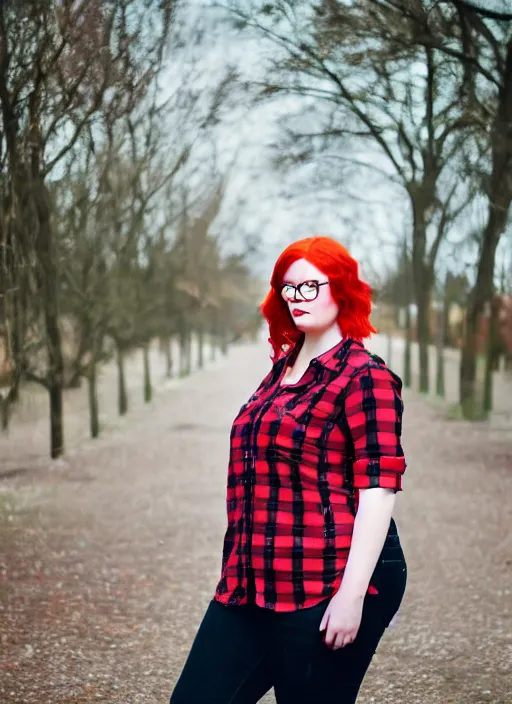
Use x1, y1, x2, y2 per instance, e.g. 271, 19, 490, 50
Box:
260, 236, 377, 361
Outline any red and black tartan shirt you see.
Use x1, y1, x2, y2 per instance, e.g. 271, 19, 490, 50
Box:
214, 337, 406, 612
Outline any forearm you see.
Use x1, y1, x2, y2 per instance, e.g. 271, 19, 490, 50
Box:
338, 488, 396, 598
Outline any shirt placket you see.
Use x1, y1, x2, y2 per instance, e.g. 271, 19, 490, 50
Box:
242, 449, 255, 555
241, 384, 282, 579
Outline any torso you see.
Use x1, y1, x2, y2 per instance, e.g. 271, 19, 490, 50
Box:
214, 337, 403, 612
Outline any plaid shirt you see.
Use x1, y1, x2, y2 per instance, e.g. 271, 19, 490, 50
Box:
214, 338, 406, 612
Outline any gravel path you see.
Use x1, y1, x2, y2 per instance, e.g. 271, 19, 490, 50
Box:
1, 339, 511, 703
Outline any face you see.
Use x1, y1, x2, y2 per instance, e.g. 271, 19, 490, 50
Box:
281, 259, 339, 334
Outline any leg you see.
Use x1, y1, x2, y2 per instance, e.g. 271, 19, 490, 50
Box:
170, 599, 273, 704
272, 550, 407, 703
272, 593, 389, 704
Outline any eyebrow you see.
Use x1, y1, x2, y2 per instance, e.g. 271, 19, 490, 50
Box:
281, 278, 317, 285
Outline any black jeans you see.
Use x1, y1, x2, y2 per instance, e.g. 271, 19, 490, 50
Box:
170, 521, 407, 704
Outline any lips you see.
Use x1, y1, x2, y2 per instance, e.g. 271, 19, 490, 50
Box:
292, 309, 309, 318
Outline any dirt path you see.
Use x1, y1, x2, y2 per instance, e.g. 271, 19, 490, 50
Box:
1, 340, 511, 703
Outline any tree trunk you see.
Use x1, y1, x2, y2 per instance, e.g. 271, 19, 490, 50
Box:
443, 305, 451, 347
143, 342, 152, 403
461, 212, 508, 418
404, 304, 412, 388
198, 325, 204, 369
39, 216, 65, 459
29, 106, 65, 456
179, 320, 188, 377
436, 291, 445, 399
460, 298, 480, 418
10, 292, 24, 404
117, 343, 128, 416
460, 44, 512, 417
484, 297, 501, 415
416, 284, 430, 394
0, 377, 19, 432
220, 322, 228, 356
185, 328, 193, 375
210, 315, 218, 362
0, 260, 26, 429
88, 357, 100, 439
48, 379, 64, 458
410, 204, 432, 395
165, 335, 173, 378
1, 396, 9, 431
210, 331, 216, 362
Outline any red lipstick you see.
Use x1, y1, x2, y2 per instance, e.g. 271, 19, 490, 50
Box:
292, 309, 308, 318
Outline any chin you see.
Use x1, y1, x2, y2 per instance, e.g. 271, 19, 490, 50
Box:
294, 319, 324, 332
294, 314, 340, 333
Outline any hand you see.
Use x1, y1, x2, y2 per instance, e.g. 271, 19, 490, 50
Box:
319, 588, 364, 650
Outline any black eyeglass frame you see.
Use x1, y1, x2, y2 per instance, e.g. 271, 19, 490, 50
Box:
280, 280, 329, 302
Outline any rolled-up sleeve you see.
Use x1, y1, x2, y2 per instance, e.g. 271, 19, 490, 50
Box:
344, 364, 406, 492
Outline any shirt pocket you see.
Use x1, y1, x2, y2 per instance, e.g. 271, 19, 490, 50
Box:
280, 396, 333, 426
234, 392, 261, 421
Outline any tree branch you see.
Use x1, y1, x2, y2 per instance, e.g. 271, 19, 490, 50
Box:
22, 368, 50, 390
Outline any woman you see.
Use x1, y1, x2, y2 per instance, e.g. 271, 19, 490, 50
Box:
170, 236, 408, 704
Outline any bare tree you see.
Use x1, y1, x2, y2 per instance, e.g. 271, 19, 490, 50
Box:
325, 0, 511, 416
416, 3, 512, 417
230, 0, 478, 393
0, 174, 35, 429
0, 0, 178, 456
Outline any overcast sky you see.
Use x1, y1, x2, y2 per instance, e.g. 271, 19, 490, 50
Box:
163, 1, 511, 291
159, 2, 406, 287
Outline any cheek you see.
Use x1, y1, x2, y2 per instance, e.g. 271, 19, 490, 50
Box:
301, 299, 339, 326
313, 296, 339, 319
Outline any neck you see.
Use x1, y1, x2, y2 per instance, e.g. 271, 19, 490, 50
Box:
299, 324, 344, 361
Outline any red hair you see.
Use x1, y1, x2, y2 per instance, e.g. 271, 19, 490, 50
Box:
260, 236, 377, 361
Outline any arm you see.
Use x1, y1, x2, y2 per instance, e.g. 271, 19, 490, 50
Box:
340, 362, 406, 594
321, 363, 406, 649
338, 487, 396, 598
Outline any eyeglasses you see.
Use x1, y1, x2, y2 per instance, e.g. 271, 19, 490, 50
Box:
280, 280, 329, 302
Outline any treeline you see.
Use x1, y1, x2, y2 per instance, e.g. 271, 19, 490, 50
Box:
230, 0, 512, 418
0, 1, 260, 457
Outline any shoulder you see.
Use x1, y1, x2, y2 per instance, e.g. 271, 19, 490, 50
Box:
343, 341, 403, 391
260, 353, 287, 390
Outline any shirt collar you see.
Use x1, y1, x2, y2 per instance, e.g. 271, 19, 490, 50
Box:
285, 336, 361, 371
318, 337, 363, 371
276, 338, 364, 392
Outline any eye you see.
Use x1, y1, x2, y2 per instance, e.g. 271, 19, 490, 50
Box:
300, 282, 317, 298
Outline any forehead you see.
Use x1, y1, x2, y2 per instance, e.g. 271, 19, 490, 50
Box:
282, 258, 326, 283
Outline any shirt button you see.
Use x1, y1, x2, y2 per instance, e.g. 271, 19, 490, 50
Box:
327, 421, 334, 429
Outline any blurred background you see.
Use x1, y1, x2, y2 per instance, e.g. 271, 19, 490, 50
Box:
1, 0, 512, 458
1, 2, 512, 703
